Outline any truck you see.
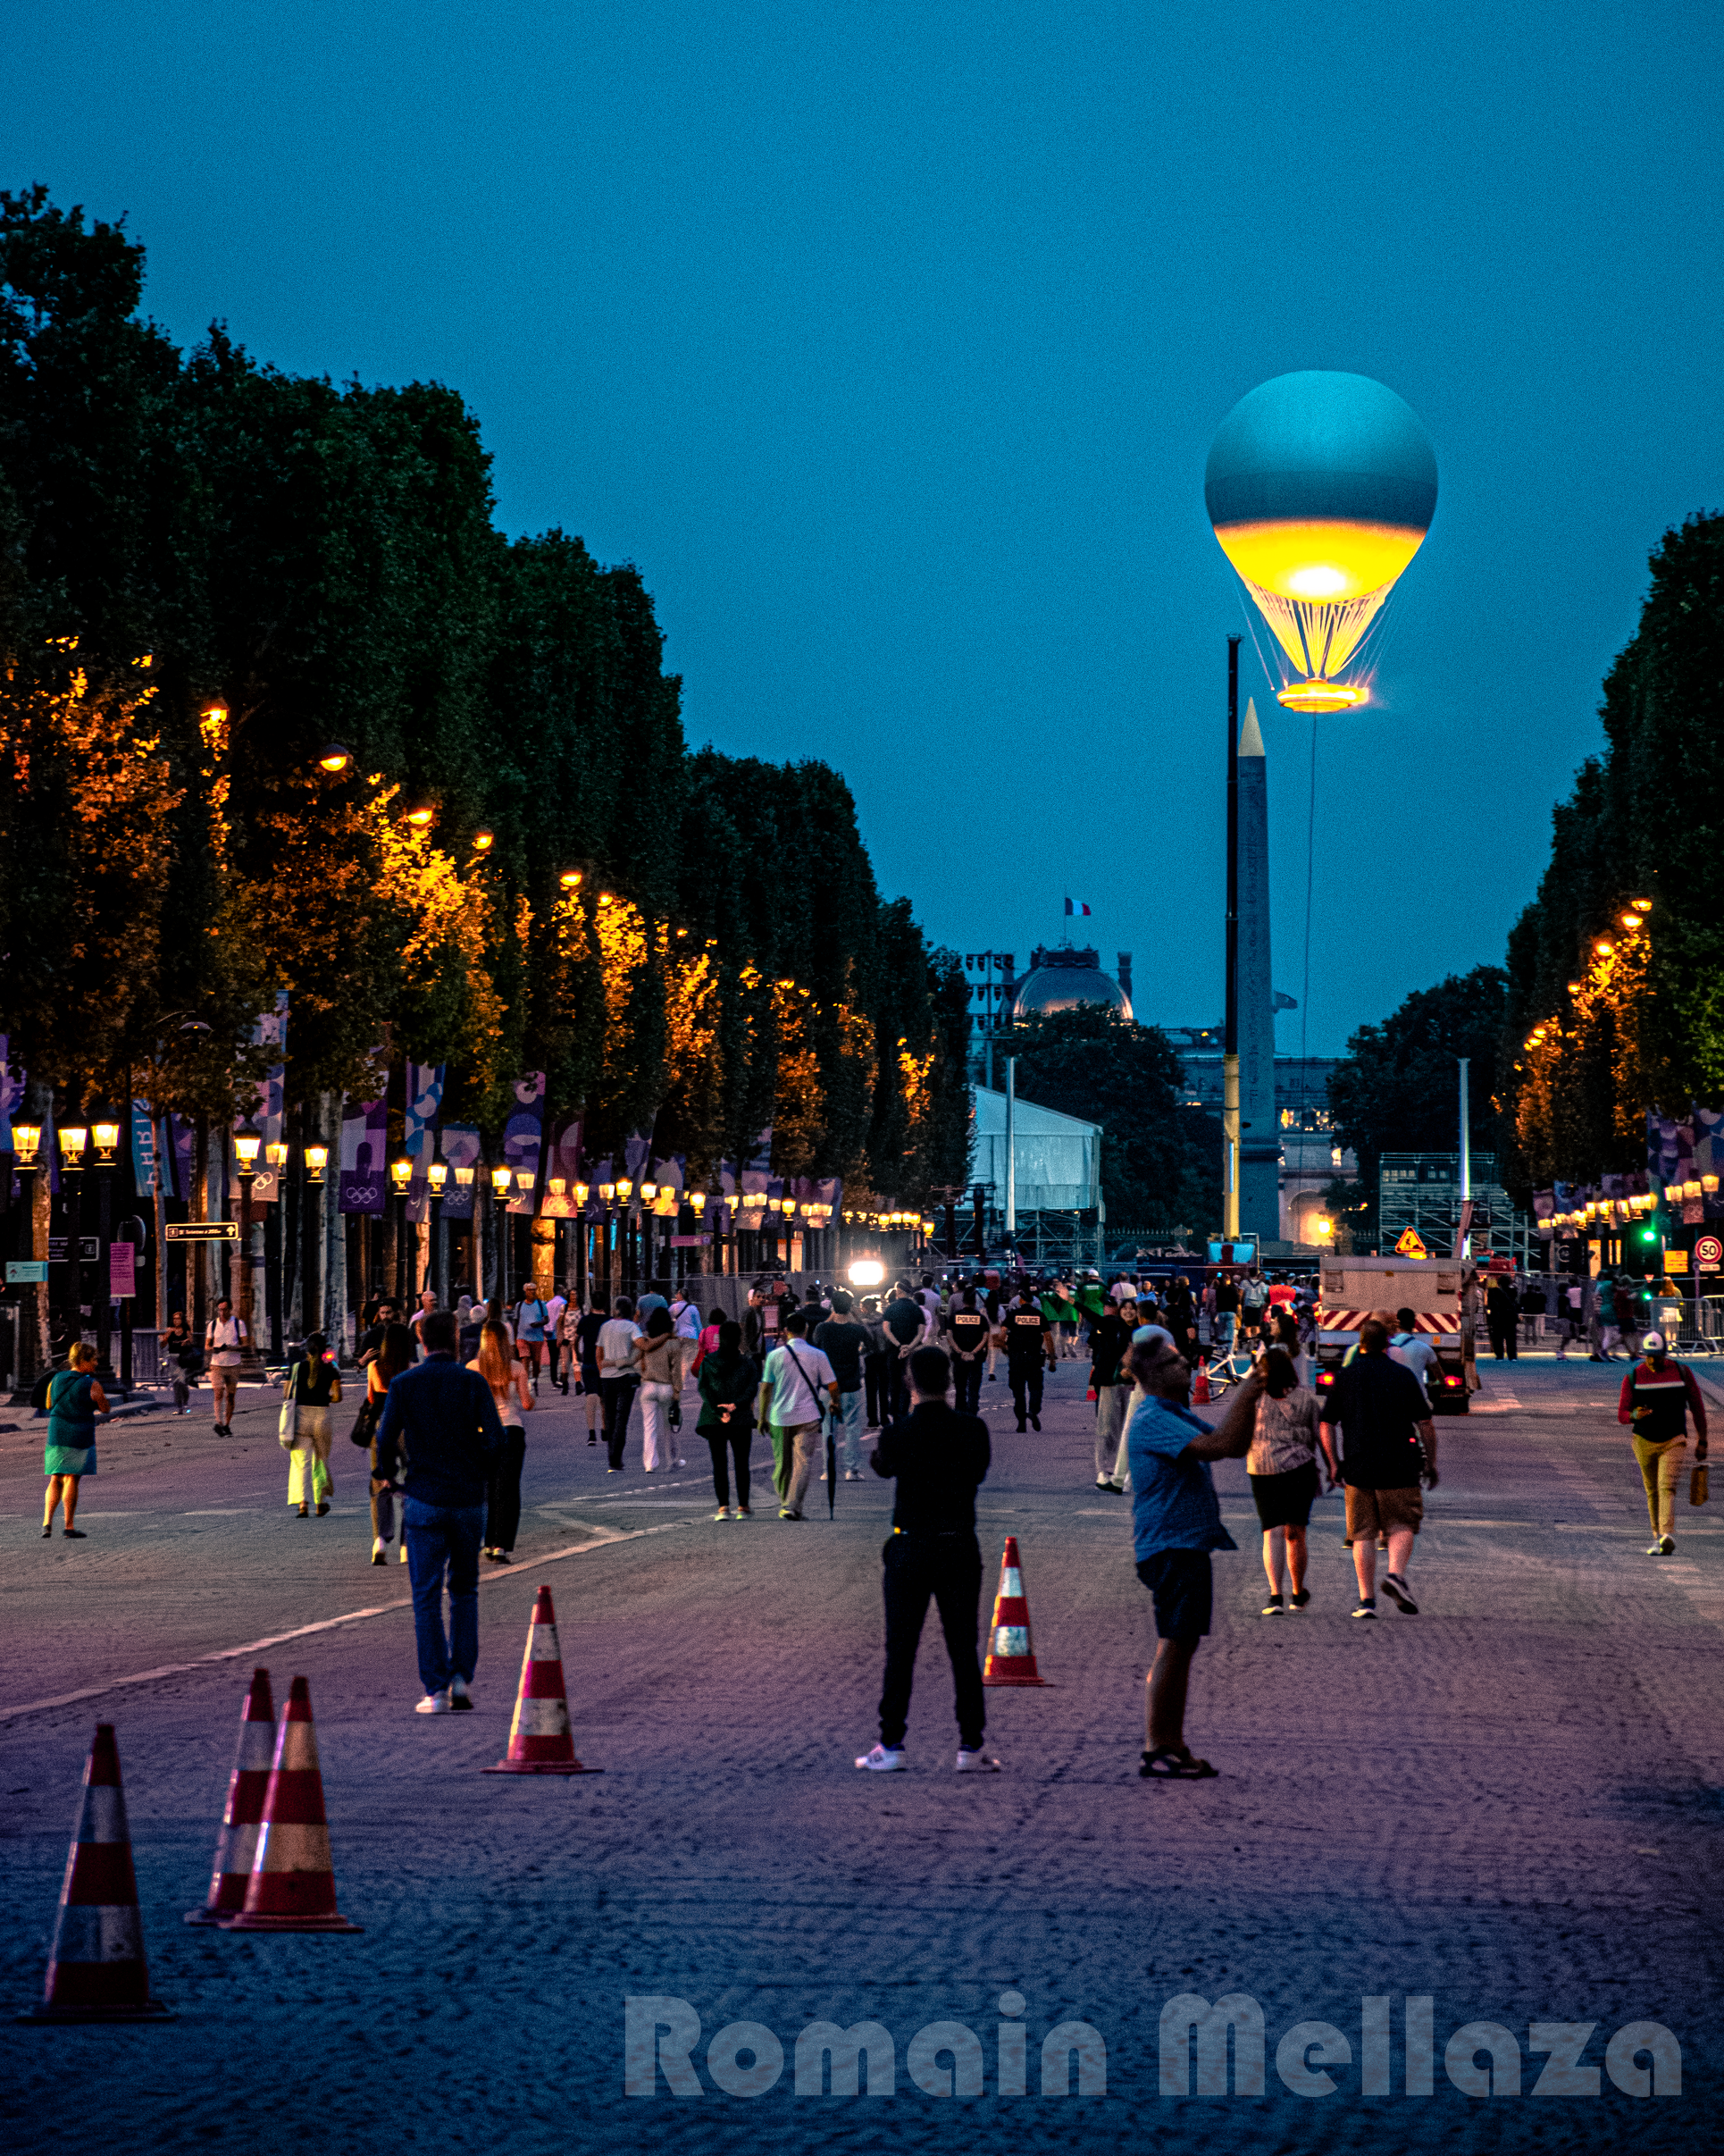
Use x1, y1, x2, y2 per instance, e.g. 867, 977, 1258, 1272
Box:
1313, 1254, 1475, 1414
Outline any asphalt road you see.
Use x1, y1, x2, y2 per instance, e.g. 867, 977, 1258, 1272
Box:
1, 1354, 1720, 2153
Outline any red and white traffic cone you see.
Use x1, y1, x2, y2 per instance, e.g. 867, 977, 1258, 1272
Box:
222, 1676, 362, 1932
485, 1585, 599, 1774
187, 1667, 274, 1925
982, 1535, 1050, 1687
23, 1723, 172, 2021
1191, 1360, 1211, 1405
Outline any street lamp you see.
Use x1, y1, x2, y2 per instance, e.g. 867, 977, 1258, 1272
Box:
305, 1143, 328, 1184
316, 742, 352, 774
264, 1139, 290, 1358
9, 1122, 44, 1397
60, 1125, 88, 1174
390, 1154, 414, 1304
234, 1128, 262, 1376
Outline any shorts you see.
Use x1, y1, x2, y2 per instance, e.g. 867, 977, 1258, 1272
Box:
1134, 1549, 1213, 1644
1343, 1484, 1424, 1539
1250, 1462, 1319, 1531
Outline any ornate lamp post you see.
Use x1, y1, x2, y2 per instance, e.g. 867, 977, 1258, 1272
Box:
640, 1181, 658, 1296
303, 1141, 328, 1344
615, 1178, 635, 1297
59, 1121, 88, 1363
9, 1120, 43, 1400
688, 1189, 707, 1288
427, 1159, 448, 1305
233, 1127, 263, 1375
490, 1164, 513, 1304
265, 1139, 289, 1359
389, 1154, 414, 1305
573, 1180, 590, 1306
598, 1181, 616, 1304
452, 1164, 475, 1294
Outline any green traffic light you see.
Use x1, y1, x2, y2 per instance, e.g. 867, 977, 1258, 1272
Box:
1639, 1226, 1657, 1243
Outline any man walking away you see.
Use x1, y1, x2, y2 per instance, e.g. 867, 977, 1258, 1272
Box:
815, 1289, 871, 1480
1594, 1274, 1622, 1362
374, 1310, 504, 1715
943, 1289, 990, 1416
1212, 1273, 1241, 1355
1485, 1274, 1519, 1361
1619, 1330, 1709, 1555
1125, 1338, 1264, 1778
856, 1345, 997, 1773
1387, 1307, 1440, 1408
1319, 1319, 1438, 1619
860, 1296, 891, 1428
598, 1296, 643, 1472
757, 1310, 839, 1518
882, 1280, 924, 1427
1002, 1285, 1056, 1431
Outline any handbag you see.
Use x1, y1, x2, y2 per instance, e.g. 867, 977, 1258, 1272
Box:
1691, 1464, 1710, 1507
277, 1363, 301, 1451
349, 1388, 383, 1449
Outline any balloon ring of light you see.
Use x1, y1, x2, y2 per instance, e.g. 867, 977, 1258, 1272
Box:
1276, 680, 1370, 714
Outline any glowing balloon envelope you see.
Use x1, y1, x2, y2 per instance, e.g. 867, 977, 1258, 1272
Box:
1206, 371, 1437, 712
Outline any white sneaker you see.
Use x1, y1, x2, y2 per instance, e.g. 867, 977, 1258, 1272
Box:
449, 1676, 473, 1711
414, 1690, 451, 1716
844, 1469, 862, 1481
956, 1748, 1001, 1773
855, 1743, 907, 1771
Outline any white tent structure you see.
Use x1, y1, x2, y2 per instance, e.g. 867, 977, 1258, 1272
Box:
970, 1086, 1101, 1217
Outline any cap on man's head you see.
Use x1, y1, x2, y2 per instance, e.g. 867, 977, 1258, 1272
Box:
1643, 1330, 1667, 1355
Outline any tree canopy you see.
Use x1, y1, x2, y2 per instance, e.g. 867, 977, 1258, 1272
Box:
0, 186, 967, 1200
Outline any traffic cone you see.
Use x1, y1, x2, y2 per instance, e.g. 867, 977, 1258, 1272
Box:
982, 1535, 1049, 1687
485, 1585, 600, 1774
187, 1667, 274, 1925
222, 1677, 362, 1932
1192, 1360, 1211, 1405
21, 1723, 172, 2021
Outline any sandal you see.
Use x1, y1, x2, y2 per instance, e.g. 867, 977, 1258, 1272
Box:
1140, 1747, 1218, 1781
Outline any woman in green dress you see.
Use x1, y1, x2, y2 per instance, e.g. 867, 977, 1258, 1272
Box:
43, 1341, 110, 1539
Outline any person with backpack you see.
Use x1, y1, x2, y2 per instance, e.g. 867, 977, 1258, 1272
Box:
205, 1296, 249, 1437
42, 1341, 110, 1539
512, 1281, 550, 1394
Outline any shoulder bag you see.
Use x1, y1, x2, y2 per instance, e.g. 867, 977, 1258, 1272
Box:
349, 1378, 384, 1450
278, 1361, 301, 1451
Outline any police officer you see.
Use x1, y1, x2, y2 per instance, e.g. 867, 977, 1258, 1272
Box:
943, 1289, 991, 1415
1000, 1284, 1056, 1432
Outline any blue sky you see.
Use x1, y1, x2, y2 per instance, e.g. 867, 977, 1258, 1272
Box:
12, 0, 1722, 1053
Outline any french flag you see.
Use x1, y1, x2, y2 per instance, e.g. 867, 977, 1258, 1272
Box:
1064, 897, 1091, 918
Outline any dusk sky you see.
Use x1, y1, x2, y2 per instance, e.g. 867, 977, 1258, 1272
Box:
13, 0, 1722, 1054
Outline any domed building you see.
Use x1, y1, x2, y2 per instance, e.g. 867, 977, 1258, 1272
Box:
1010, 944, 1133, 1023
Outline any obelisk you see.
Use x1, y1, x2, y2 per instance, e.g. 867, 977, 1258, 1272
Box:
1235, 698, 1280, 1239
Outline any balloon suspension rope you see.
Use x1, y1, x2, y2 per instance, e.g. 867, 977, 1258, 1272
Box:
1300, 717, 1318, 1124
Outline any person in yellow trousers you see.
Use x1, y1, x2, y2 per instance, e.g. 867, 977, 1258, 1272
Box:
1619, 1330, 1709, 1556
281, 1330, 342, 1518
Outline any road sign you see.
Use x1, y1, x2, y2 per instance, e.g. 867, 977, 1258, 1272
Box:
109, 1245, 136, 1297
5, 1261, 47, 1284
164, 1221, 240, 1242
1696, 1235, 1722, 1273
1393, 1229, 1429, 1259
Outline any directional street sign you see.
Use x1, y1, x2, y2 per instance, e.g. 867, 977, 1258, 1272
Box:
164, 1221, 240, 1242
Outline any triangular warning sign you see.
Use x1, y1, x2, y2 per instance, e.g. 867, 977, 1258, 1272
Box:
1394, 1229, 1429, 1258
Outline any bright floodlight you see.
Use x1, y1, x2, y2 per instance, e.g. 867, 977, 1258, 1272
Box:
849, 1259, 886, 1288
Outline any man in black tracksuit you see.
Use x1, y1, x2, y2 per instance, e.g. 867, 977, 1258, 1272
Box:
855, 1346, 997, 1773
1002, 1287, 1055, 1431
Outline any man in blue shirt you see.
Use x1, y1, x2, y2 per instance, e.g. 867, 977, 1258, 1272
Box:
1124, 1335, 1264, 1780
375, 1309, 506, 1716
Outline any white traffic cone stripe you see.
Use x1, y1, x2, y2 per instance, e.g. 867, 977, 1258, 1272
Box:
992, 1626, 1032, 1657
513, 1699, 572, 1737
54, 1907, 147, 1962
1001, 1569, 1023, 1598
80, 1786, 129, 1841
277, 1724, 321, 1771
528, 1630, 562, 1661
255, 1821, 335, 1871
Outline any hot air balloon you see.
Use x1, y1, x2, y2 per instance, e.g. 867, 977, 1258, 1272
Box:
1205, 371, 1437, 713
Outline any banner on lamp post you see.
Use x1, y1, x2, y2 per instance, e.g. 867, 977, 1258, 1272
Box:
439, 1124, 481, 1219
503, 1074, 546, 1216
405, 1062, 446, 1222
339, 1093, 387, 1216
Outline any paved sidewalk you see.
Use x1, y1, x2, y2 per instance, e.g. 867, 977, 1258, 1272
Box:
1, 1359, 1719, 2151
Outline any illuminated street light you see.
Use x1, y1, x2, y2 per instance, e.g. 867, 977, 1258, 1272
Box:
390, 1156, 414, 1193
491, 1166, 513, 1197
13, 1121, 42, 1169
428, 1161, 448, 1194
265, 1140, 289, 1171
473, 830, 495, 851
234, 1130, 263, 1178
305, 1144, 329, 1185
60, 1125, 88, 1173
404, 804, 435, 829
93, 1118, 121, 1166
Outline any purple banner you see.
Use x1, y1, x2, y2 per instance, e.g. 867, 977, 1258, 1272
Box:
541, 1114, 584, 1217
503, 1073, 547, 1217
439, 1124, 481, 1219
405, 1062, 446, 1222
339, 1094, 387, 1216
